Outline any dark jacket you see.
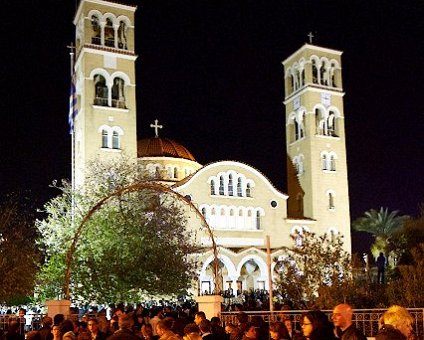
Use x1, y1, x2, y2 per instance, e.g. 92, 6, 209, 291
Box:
337, 324, 367, 340
376, 325, 406, 340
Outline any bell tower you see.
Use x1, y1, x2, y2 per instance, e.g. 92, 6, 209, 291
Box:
72, 0, 138, 187
283, 42, 351, 251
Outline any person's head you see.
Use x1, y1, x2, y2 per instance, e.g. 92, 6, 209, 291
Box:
381, 305, 414, 337
199, 319, 212, 334
194, 311, 206, 325
61, 320, 75, 334
210, 317, 221, 327
87, 318, 99, 334
269, 322, 289, 340
184, 323, 200, 335
18, 308, 26, 317
183, 332, 202, 340
119, 313, 135, 330
156, 318, 173, 336
52, 325, 61, 338
42, 316, 53, 328
8, 320, 19, 333
282, 318, 293, 333
225, 323, 238, 335
332, 304, 353, 330
244, 323, 259, 340
54, 314, 65, 326
183, 323, 202, 340
300, 310, 330, 339
236, 312, 248, 325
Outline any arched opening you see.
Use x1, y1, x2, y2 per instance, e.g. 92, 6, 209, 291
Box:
101, 129, 108, 148
112, 130, 120, 149
94, 75, 108, 106
228, 174, 234, 196
219, 176, 225, 195
104, 18, 115, 47
118, 21, 128, 49
111, 77, 126, 108
210, 180, 216, 195
90, 15, 101, 45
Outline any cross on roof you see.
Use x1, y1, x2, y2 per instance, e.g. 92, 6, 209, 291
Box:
308, 32, 315, 44
150, 119, 163, 138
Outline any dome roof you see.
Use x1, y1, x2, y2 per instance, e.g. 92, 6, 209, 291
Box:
137, 137, 197, 161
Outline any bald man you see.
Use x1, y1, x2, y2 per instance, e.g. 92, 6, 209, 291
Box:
332, 304, 367, 340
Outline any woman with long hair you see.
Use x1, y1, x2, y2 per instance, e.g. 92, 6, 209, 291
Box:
269, 322, 290, 340
300, 310, 336, 340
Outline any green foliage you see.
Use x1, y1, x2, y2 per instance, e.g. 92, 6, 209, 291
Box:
386, 243, 424, 307
353, 207, 407, 259
273, 230, 352, 309
388, 206, 424, 265
0, 194, 41, 304
36, 158, 200, 305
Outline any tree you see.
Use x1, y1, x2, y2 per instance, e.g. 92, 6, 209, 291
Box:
386, 243, 424, 307
388, 205, 424, 265
36, 157, 201, 304
352, 207, 407, 260
273, 230, 352, 309
0, 194, 41, 304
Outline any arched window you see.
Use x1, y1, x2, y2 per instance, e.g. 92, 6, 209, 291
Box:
112, 77, 126, 108
329, 192, 335, 209
327, 111, 337, 137
228, 174, 234, 196
117, 21, 128, 49
237, 178, 242, 197
246, 183, 251, 197
322, 153, 328, 170
256, 211, 261, 230
330, 154, 336, 171
312, 60, 318, 84
91, 15, 101, 45
201, 207, 207, 217
104, 18, 115, 47
101, 129, 108, 148
290, 75, 294, 93
112, 131, 120, 149
219, 176, 225, 195
300, 69, 305, 86
210, 180, 216, 195
173, 167, 178, 179
293, 111, 305, 141
320, 63, 326, 85
94, 75, 108, 106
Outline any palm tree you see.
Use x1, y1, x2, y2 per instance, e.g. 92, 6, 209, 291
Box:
353, 207, 407, 261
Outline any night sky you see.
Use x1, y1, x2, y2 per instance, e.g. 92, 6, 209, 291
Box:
1, 1, 423, 253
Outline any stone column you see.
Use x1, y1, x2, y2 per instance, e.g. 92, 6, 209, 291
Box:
46, 300, 71, 320
196, 295, 223, 319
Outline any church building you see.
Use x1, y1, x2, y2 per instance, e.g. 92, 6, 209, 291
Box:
71, 0, 351, 295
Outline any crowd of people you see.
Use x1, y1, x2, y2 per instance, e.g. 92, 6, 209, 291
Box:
0, 303, 418, 340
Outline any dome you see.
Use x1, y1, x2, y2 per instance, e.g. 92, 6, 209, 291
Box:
137, 137, 197, 161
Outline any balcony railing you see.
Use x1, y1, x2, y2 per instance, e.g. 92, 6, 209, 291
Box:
220, 309, 424, 339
